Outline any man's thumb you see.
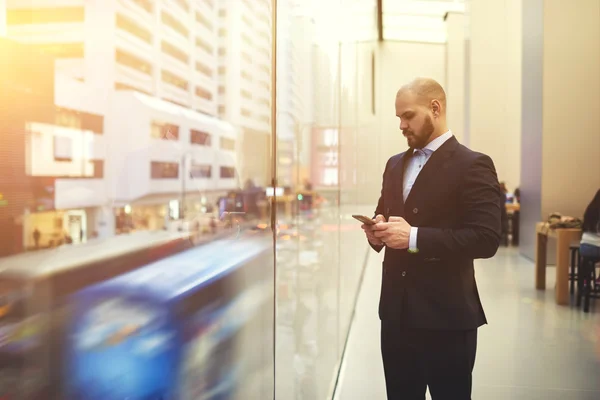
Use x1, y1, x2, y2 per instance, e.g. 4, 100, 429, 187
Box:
374, 214, 386, 223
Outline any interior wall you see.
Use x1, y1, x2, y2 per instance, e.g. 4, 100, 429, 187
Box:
445, 12, 466, 144
377, 41, 447, 165
469, 0, 522, 191
541, 0, 600, 219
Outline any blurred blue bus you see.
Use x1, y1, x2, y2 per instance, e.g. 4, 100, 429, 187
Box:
0, 230, 195, 399
64, 234, 274, 400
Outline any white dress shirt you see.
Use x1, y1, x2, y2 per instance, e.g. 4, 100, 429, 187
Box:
404, 130, 453, 251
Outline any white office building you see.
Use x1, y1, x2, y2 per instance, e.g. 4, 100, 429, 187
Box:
5, 0, 238, 238
217, 0, 273, 187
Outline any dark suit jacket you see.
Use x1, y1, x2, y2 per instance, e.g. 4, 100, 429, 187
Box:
371, 136, 502, 330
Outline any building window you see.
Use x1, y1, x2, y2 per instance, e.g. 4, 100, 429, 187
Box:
220, 166, 235, 178
53, 135, 73, 162
242, 15, 253, 27
218, 47, 226, 56
220, 137, 235, 151
241, 89, 252, 100
242, 0, 253, 10
37, 43, 84, 59
258, 80, 270, 90
7, 7, 85, 25
242, 52, 253, 64
218, 28, 227, 37
161, 41, 189, 64
259, 115, 270, 123
191, 130, 211, 146
218, 9, 226, 17
241, 108, 252, 118
218, 105, 226, 114
161, 70, 188, 91
241, 33, 253, 46
195, 87, 213, 101
195, 37, 214, 54
54, 107, 104, 134
195, 11, 214, 30
55, 107, 81, 129
322, 168, 339, 186
151, 162, 179, 179
116, 49, 153, 75
116, 14, 152, 44
131, 0, 153, 13
241, 71, 252, 82
195, 61, 212, 77
151, 121, 180, 140
174, 0, 190, 12
218, 66, 226, 74
190, 164, 211, 178
218, 86, 225, 94
161, 11, 189, 38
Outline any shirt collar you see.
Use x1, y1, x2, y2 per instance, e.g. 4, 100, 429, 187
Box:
414, 130, 453, 154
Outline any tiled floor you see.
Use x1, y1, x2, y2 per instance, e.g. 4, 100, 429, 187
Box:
334, 247, 600, 400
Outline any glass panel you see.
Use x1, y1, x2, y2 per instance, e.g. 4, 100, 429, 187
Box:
274, 0, 378, 399
0, 1, 275, 399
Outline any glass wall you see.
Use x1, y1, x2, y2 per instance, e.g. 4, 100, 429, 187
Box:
1, 1, 277, 398
274, 0, 379, 398
0, 0, 378, 398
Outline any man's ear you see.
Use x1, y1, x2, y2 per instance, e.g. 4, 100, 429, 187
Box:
431, 100, 441, 117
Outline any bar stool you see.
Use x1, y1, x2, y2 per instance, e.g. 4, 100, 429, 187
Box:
577, 255, 600, 313
569, 244, 579, 294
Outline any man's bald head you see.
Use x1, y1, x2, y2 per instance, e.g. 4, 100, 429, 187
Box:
396, 77, 447, 112
394, 77, 449, 149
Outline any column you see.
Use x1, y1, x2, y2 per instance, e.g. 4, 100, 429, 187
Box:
444, 12, 466, 144
468, 0, 522, 190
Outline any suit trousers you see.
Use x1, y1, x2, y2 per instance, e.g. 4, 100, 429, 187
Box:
380, 320, 478, 400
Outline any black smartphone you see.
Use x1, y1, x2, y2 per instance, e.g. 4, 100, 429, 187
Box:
352, 215, 376, 225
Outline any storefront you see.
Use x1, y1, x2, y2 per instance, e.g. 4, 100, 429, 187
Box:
23, 208, 89, 249
114, 203, 167, 234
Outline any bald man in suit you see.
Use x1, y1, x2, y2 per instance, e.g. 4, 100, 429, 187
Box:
362, 78, 502, 399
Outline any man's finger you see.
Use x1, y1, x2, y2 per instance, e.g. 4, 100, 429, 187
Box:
371, 222, 389, 231
373, 230, 388, 238
388, 216, 405, 222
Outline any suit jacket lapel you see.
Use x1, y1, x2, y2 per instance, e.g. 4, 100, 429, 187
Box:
404, 136, 459, 209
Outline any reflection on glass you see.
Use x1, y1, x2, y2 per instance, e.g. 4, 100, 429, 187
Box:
0, 0, 381, 398
274, 0, 378, 399
1, 0, 276, 398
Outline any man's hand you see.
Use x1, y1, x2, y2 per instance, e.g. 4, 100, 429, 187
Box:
372, 216, 412, 249
362, 214, 386, 246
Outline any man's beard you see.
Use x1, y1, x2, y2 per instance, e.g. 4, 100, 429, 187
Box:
403, 115, 435, 149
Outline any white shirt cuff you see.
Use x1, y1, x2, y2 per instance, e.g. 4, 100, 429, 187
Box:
409, 227, 418, 250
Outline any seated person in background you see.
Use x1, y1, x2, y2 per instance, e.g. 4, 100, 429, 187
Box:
499, 182, 509, 245
580, 188, 600, 259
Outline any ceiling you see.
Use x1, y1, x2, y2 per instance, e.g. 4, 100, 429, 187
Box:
383, 0, 465, 43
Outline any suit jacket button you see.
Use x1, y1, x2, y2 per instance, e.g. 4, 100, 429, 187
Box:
402, 271, 407, 277
413, 208, 418, 214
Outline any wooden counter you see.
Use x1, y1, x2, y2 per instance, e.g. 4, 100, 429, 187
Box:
534, 222, 582, 305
